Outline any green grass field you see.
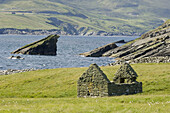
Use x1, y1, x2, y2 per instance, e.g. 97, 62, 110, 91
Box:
0, 95, 169, 113
0, 63, 170, 112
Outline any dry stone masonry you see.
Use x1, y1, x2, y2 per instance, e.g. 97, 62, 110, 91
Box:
77, 64, 110, 97
113, 63, 138, 84
77, 63, 142, 97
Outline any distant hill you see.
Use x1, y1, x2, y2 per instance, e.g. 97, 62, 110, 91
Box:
0, 0, 169, 36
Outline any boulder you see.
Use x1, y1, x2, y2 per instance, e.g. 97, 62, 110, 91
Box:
11, 34, 60, 55
8, 56, 24, 59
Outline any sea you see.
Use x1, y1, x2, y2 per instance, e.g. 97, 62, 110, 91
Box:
0, 35, 138, 70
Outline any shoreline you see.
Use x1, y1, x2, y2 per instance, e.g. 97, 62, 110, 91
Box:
0, 34, 140, 37
0, 68, 36, 75
108, 57, 170, 66
1, 58, 170, 75
0, 28, 142, 36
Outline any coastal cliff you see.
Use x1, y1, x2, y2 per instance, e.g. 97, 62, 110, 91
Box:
11, 34, 60, 55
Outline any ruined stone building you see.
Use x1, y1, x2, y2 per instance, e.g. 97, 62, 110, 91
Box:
77, 63, 142, 97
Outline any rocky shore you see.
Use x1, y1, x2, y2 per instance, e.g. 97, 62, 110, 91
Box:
0, 68, 36, 75
79, 39, 131, 57
129, 57, 170, 64
79, 42, 118, 57
0, 28, 141, 36
108, 57, 170, 66
80, 19, 170, 63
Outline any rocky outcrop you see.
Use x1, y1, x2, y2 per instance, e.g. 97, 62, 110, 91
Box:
8, 56, 24, 59
79, 39, 131, 57
115, 40, 125, 43
108, 56, 170, 66
105, 19, 170, 61
79, 42, 118, 57
129, 56, 170, 64
81, 19, 170, 62
11, 34, 60, 55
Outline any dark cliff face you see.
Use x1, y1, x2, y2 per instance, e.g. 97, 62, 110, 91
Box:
11, 34, 60, 56
80, 19, 170, 61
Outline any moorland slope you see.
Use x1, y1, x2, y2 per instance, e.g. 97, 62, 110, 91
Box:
0, 0, 169, 35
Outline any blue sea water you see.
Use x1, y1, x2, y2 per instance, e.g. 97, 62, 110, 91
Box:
0, 35, 138, 70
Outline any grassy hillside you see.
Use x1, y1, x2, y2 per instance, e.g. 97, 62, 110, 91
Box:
0, 0, 169, 35
0, 63, 170, 98
0, 63, 170, 112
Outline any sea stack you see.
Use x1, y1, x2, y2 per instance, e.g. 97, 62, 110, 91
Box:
11, 34, 60, 56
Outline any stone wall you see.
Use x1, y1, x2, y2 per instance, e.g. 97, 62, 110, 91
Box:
108, 82, 142, 96
77, 80, 109, 97
77, 64, 110, 97
77, 63, 142, 97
